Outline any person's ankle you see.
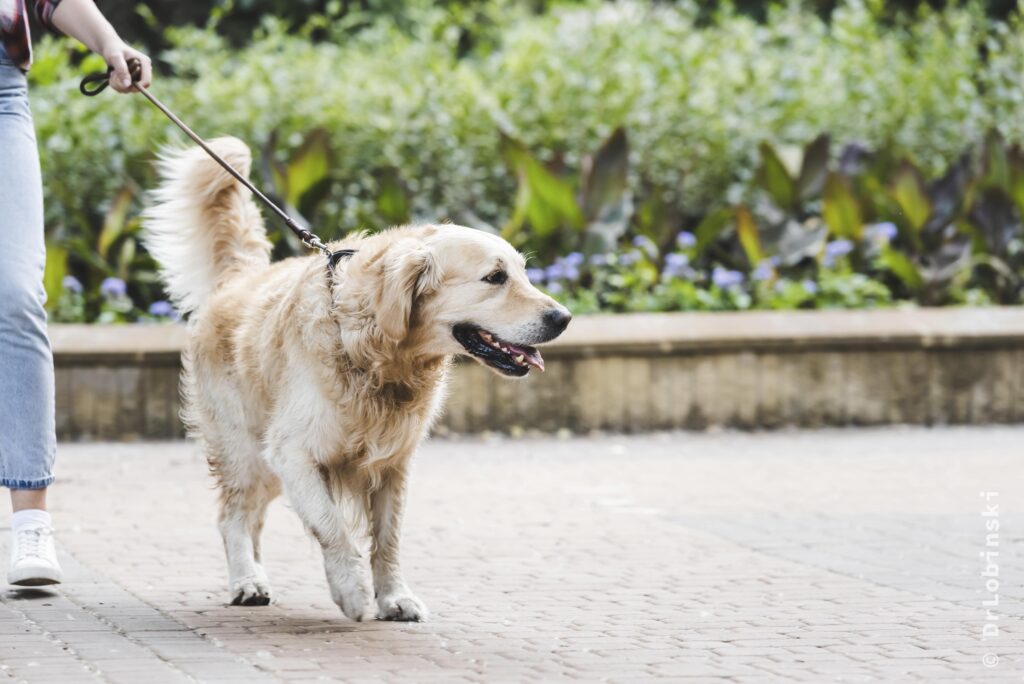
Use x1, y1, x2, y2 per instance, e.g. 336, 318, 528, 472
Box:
11, 509, 52, 530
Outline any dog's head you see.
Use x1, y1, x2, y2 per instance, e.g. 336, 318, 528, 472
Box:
366, 224, 571, 377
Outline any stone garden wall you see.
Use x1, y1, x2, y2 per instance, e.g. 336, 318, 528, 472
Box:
51, 308, 1024, 439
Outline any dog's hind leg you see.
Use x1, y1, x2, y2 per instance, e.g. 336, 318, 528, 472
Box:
218, 468, 280, 606
188, 360, 280, 606
267, 447, 376, 621
371, 464, 428, 621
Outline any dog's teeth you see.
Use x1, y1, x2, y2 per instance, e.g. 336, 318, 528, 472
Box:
515, 354, 525, 364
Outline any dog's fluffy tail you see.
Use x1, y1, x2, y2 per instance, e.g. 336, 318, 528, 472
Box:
143, 136, 271, 315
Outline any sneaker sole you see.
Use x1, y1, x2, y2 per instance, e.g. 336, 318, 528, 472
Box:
10, 577, 61, 587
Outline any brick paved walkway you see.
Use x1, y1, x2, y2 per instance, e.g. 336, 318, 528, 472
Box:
2, 427, 1023, 682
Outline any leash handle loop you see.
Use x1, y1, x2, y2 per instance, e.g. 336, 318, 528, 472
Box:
80, 58, 145, 96
79, 69, 111, 96
79, 59, 340, 265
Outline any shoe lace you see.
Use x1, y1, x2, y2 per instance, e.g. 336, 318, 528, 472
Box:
15, 526, 52, 560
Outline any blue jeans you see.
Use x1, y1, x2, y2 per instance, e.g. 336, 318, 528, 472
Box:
0, 46, 56, 490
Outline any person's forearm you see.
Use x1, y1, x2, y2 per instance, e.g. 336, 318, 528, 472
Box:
49, 0, 121, 54
47, 0, 152, 92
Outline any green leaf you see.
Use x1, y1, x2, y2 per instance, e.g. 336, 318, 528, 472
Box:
776, 219, 828, 267
97, 186, 134, 259
1006, 144, 1024, 216
283, 128, 332, 208
581, 127, 629, 223
499, 133, 583, 240
918, 240, 972, 288
822, 172, 862, 240
117, 237, 137, 282
855, 173, 891, 220
797, 134, 830, 201
43, 241, 68, 310
879, 246, 923, 292
502, 168, 532, 243
583, 193, 634, 255
925, 151, 971, 239
693, 208, 733, 257
983, 129, 1010, 191
66, 236, 111, 273
968, 186, 1020, 256
581, 128, 633, 253
375, 167, 410, 226
735, 205, 763, 267
890, 161, 931, 233
757, 142, 796, 210
633, 194, 676, 245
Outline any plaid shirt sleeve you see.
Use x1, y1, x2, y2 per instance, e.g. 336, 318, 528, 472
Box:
33, 0, 63, 34
0, 0, 63, 71
1, 0, 31, 70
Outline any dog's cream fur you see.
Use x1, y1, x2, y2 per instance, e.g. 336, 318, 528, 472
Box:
143, 137, 569, 621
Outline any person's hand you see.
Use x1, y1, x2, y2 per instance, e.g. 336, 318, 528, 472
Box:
100, 39, 152, 93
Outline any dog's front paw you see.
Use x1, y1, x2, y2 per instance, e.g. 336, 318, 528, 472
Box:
229, 574, 272, 606
331, 576, 376, 622
377, 592, 428, 622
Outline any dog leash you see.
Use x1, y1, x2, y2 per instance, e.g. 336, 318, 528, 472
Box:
80, 60, 355, 277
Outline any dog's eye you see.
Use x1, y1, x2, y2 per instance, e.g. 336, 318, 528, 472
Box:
483, 270, 508, 285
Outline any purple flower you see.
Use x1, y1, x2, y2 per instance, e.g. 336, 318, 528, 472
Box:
546, 258, 580, 282
802, 279, 818, 295
100, 277, 127, 299
823, 239, 854, 267
547, 281, 564, 295
148, 300, 175, 318
676, 231, 697, 249
632, 234, 658, 257
751, 260, 775, 282
62, 275, 83, 294
866, 222, 897, 243
589, 253, 608, 267
665, 252, 688, 267
825, 239, 854, 257
527, 268, 546, 284
711, 266, 744, 289
564, 252, 585, 267
663, 252, 691, 279
619, 250, 642, 266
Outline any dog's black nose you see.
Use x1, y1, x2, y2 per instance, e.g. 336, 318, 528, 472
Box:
543, 308, 572, 335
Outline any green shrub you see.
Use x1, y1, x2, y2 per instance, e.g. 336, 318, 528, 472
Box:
26, 0, 1024, 320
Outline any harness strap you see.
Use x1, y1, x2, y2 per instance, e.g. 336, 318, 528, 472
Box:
327, 249, 357, 278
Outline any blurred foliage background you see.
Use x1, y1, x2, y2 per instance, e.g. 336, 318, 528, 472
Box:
27, 0, 1024, 321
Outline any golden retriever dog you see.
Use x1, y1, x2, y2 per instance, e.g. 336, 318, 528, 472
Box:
142, 137, 571, 621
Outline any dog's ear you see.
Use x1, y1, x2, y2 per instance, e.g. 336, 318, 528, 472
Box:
375, 244, 440, 341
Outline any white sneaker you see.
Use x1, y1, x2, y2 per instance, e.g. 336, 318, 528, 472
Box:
8, 523, 63, 586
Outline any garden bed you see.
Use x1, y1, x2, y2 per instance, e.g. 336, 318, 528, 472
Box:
35, 2, 1024, 325
51, 308, 1024, 440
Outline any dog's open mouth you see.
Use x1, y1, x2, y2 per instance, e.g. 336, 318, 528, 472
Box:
452, 324, 545, 377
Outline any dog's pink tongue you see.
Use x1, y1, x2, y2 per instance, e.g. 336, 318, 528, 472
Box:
506, 344, 545, 372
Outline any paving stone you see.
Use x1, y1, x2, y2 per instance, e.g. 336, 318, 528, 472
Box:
1, 427, 1023, 681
